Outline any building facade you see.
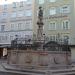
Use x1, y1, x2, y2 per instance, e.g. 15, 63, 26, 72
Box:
34, 0, 73, 44
0, 0, 34, 57
0, 0, 75, 62
33, 0, 75, 62
0, 0, 34, 45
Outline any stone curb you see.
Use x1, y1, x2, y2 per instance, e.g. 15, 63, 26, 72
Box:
2, 63, 46, 75
2, 63, 75, 75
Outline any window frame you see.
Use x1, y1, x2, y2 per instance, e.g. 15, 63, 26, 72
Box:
1, 25, 5, 32
49, 21, 56, 30
49, 7, 56, 15
60, 5, 70, 14
49, 35, 56, 41
38, 0, 44, 4
49, 0, 56, 2
62, 20, 70, 30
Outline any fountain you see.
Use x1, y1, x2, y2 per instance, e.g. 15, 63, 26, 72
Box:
3, 7, 72, 75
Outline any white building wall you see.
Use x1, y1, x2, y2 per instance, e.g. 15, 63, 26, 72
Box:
0, 0, 34, 45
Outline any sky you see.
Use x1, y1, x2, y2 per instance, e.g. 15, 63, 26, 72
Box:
0, 0, 27, 5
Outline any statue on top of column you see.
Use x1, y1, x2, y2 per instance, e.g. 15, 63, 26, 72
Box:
38, 7, 43, 20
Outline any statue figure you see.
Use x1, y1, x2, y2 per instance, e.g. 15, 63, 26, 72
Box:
38, 7, 43, 19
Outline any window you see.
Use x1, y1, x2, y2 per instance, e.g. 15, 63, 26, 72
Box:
12, 2, 16, 8
3, 36, 7, 41
0, 36, 7, 41
49, 0, 56, 2
62, 20, 70, 30
1, 25, 5, 31
61, 5, 70, 13
39, 0, 44, 4
3, 4, 7, 10
10, 36, 13, 40
50, 35, 56, 41
49, 22, 56, 30
11, 24, 14, 30
18, 11, 24, 17
5, 36, 8, 40
20, 1, 23, 7
49, 7, 56, 15
26, 0, 32, 4
11, 12, 17, 18
0, 35, 8, 41
18, 23, 22, 30
25, 20, 32, 29
2, 12, 8, 19
25, 10, 32, 16
63, 35, 69, 44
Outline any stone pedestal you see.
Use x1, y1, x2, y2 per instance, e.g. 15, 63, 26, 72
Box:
7, 50, 71, 68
